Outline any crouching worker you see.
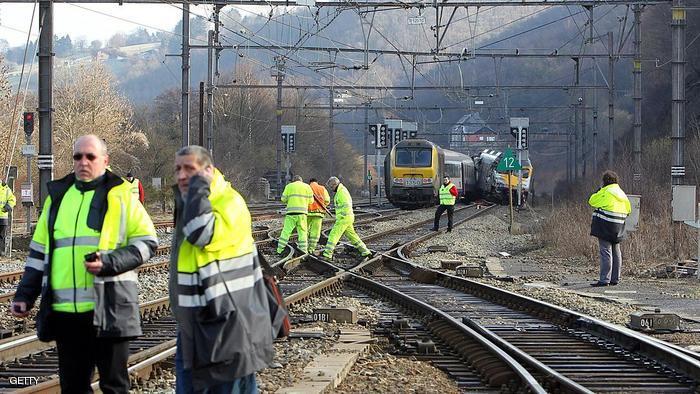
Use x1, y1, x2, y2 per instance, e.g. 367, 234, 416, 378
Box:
171, 145, 274, 393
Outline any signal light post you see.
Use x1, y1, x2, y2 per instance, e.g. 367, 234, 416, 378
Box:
22, 112, 36, 235
510, 117, 529, 206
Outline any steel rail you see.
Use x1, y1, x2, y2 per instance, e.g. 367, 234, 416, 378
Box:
13, 271, 348, 392
346, 272, 546, 392
389, 237, 700, 387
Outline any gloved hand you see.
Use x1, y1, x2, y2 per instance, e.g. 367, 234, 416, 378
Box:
3, 204, 11, 212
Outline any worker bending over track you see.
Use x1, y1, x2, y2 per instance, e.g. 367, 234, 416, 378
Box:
321, 177, 372, 260
277, 175, 313, 254
307, 178, 330, 252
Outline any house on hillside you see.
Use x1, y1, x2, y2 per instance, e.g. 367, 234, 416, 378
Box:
448, 112, 497, 152
97, 42, 162, 61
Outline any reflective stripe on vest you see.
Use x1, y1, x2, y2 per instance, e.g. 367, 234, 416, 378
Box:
283, 182, 313, 214
176, 170, 258, 308
439, 183, 456, 206
177, 252, 262, 307
50, 183, 133, 313
593, 208, 627, 224
334, 184, 353, 218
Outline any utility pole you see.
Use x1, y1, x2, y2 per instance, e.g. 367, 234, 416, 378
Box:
591, 6, 598, 177
581, 89, 587, 178
633, 4, 643, 188
181, 3, 190, 147
206, 30, 214, 155
363, 103, 369, 192
329, 77, 335, 178
568, 109, 573, 184
199, 81, 204, 146
608, 31, 615, 169
671, 0, 685, 185
274, 56, 285, 197
37, 0, 53, 207
574, 58, 580, 181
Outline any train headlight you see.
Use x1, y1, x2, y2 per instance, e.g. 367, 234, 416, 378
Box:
393, 177, 404, 184
422, 178, 432, 184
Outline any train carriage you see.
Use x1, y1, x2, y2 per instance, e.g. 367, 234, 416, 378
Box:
475, 149, 533, 204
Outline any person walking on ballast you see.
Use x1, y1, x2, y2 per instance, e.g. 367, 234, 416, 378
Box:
432, 175, 458, 232
277, 175, 313, 254
321, 177, 372, 261
307, 178, 330, 253
589, 170, 631, 287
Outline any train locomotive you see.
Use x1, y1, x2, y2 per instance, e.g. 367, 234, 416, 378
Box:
383, 140, 533, 208
383, 139, 476, 208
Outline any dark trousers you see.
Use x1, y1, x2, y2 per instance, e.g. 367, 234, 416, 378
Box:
0, 222, 6, 254
433, 205, 454, 230
51, 311, 131, 394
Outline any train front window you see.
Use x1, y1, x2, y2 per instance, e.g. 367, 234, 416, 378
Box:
395, 150, 413, 166
395, 148, 432, 167
414, 149, 432, 166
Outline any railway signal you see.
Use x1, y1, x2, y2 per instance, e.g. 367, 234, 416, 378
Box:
369, 124, 378, 139
281, 125, 296, 153
393, 128, 402, 145
377, 124, 388, 148
509, 117, 529, 149
23, 112, 34, 136
519, 127, 528, 149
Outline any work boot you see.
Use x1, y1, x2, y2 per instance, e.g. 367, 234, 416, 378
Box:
360, 251, 374, 262
431, 227, 439, 231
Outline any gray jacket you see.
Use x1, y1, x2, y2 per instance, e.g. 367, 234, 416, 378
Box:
14, 171, 158, 341
170, 174, 273, 390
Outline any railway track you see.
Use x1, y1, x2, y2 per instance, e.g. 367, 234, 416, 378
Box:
1, 202, 534, 392
341, 216, 700, 392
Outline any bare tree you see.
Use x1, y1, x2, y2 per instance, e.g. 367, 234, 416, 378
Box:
53, 61, 148, 176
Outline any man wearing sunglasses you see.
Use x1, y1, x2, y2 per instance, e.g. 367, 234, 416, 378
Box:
10, 134, 158, 393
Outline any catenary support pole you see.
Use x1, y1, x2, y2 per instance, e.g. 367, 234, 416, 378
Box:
671, 0, 686, 185
181, 2, 190, 147
206, 30, 214, 155
574, 58, 580, 181
199, 81, 204, 146
608, 32, 615, 169
329, 80, 335, 178
633, 4, 643, 188
275, 57, 284, 198
591, 6, 598, 176
38, 0, 53, 207
363, 104, 369, 192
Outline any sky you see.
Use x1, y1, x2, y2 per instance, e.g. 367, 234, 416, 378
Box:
0, 3, 185, 47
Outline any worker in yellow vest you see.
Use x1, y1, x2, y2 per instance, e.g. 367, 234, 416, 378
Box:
11, 135, 158, 393
321, 177, 372, 260
432, 175, 458, 232
0, 180, 16, 255
171, 145, 274, 392
277, 175, 313, 254
307, 178, 330, 252
125, 172, 145, 204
